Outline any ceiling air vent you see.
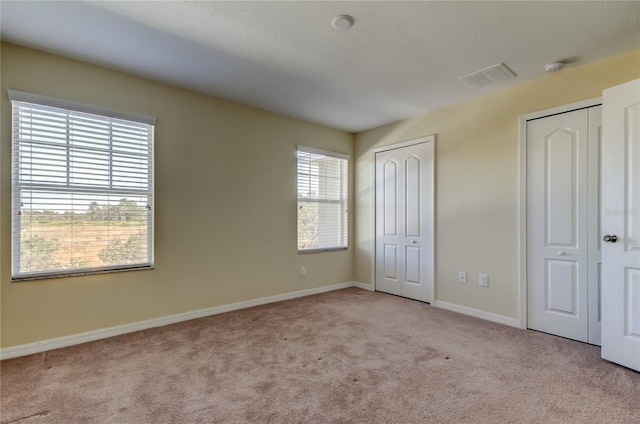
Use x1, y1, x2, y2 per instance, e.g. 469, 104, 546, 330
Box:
460, 63, 517, 88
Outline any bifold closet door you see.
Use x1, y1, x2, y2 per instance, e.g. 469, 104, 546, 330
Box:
527, 108, 601, 343
375, 141, 433, 303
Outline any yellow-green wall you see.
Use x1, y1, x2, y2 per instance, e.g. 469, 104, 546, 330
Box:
0, 43, 354, 347
354, 49, 640, 320
2, 41, 639, 349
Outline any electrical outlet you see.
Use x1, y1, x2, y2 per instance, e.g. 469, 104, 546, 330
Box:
300, 266, 306, 277
458, 272, 467, 283
479, 274, 489, 287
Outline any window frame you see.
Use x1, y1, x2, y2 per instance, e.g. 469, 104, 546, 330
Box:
9, 90, 156, 281
296, 145, 349, 254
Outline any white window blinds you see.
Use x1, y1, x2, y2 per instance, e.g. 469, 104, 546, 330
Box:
10, 90, 155, 280
297, 146, 348, 252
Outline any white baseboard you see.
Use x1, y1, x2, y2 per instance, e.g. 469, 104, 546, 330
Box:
352, 281, 374, 291
433, 300, 520, 328
1, 281, 364, 360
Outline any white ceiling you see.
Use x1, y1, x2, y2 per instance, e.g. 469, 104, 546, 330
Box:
1, 1, 639, 132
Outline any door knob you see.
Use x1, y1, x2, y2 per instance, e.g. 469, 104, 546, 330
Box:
558, 251, 566, 256
603, 234, 618, 243
412, 240, 417, 244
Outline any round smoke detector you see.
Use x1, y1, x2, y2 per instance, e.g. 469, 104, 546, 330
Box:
332, 15, 355, 30
544, 61, 566, 73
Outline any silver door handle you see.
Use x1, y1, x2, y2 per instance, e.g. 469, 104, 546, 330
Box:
603, 234, 618, 243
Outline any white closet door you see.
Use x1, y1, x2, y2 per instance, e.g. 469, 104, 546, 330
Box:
375, 140, 433, 303
527, 109, 590, 342
601, 79, 640, 372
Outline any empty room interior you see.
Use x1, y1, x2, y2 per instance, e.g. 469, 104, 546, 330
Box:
1, 1, 639, 423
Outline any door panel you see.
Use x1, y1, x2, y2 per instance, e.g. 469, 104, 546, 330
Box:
375, 140, 433, 303
384, 160, 398, 236
405, 155, 421, 238
406, 246, 421, 284
625, 269, 640, 338
625, 104, 640, 252
528, 109, 589, 343
384, 245, 398, 280
546, 260, 577, 315
601, 79, 640, 371
546, 129, 578, 247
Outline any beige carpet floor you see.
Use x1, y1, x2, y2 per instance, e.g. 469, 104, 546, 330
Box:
1, 287, 639, 423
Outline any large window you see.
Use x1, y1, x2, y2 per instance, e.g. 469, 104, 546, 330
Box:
297, 146, 348, 252
10, 90, 155, 280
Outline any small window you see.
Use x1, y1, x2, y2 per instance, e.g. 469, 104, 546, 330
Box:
9, 90, 155, 280
297, 146, 348, 253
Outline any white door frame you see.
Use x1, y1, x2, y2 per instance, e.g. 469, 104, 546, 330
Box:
518, 98, 602, 329
371, 135, 436, 302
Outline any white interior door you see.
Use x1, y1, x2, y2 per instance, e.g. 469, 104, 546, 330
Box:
601, 79, 640, 372
375, 139, 434, 303
527, 106, 602, 344
528, 109, 590, 342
